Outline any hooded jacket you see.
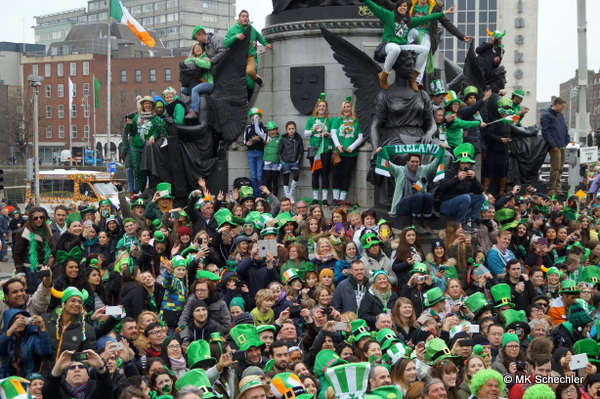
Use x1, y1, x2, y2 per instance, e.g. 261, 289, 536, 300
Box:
332, 275, 370, 313
0, 309, 53, 378
178, 290, 230, 336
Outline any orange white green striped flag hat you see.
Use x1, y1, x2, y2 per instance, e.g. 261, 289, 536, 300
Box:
110, 0, 155, 47
0, 376, 30, 399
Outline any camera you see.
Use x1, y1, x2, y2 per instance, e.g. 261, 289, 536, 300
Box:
71, 352, 88, 362
124, 112, 137, 120
23, 317, 33, 324
463, 167, 471, 172
516, 361, 527, 371
417, 275, 426, 282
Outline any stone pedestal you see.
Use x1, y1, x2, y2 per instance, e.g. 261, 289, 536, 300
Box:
243, 6, 383, 206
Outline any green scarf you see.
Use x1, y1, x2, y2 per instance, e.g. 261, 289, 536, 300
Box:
27, 231, 52, 272
375, 143, 446, 181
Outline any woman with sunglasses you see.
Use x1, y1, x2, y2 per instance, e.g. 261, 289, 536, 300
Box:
13, 206, 54, 293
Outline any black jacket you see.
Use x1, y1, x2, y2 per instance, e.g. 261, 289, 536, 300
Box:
484, 113, 511, 153
499, 275, 538, 312
121, 281, 148, 320
279, 133, 304, 164
400, 283, 432, 316
358, 288, 399, 328
437, 165, 485, 204
42, 368, 112, 399
476, 41, 504, 81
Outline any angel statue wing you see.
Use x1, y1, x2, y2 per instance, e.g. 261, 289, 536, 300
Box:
320, 27, 382, 143
209, 27, 252, 144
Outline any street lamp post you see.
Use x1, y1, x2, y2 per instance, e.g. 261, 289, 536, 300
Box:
28, 74, 43, 206
81, 95, 93, 165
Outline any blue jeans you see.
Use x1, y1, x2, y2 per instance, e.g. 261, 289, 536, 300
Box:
186, 83, 214, 113
248, 150, 264, 196
397, 192, 434, 218
126, 166, 138, 193
0, 236, 6, 259
440, 193, 486, 223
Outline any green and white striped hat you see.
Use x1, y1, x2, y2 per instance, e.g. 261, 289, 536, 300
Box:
386, 342, 412, 365
325, 362, 371, 399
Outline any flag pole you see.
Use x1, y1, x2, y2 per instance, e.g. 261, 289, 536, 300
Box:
93, 74, 98, 166
107, 3, 112, 162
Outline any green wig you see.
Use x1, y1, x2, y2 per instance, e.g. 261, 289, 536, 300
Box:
523, 384, 556, 399
470, 369, 505, 396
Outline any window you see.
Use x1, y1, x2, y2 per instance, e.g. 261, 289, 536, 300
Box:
166, 0, 178, 8
202, 15, 217, 23
83, 83, 90, 97
58, 125, 65, 138
150, 69, 156, 82
44, 64, 51, 77
16, 88, 22, 98
79, 183, 97, 198
45, 105, 52, 119
57, 63, 64, 77
164, 68, 171, 82
166, 27, 179, 35
71, 125, 77, 139
154, 14, 166, 24
83, 125, 90, 139
143, 17, 153, 25
32, 64, 39, 77
57, 84, 64, 98
131, 5, 141, 14
88, 14, 98, 22
135, 70, 142, 82
70, 62, 77, 76
166, 13, 179, 22
46, 126, 52, 138
40, 179, 74, 198
45, 85, 51, 98
71, 104, 77, 119
150, 90, 156, 96
72, 83, 77, 98
143, 3, 154, 12
155, 1, 165, 10
120, 70, 127, 83
203, 1, 218, 8
83, 104, 90, 118
135, 90, 142, 97
83, 61, 90, 76
58, 105, 64, 119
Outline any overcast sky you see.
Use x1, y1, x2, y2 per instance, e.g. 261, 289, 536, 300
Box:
3, 0, 600, 101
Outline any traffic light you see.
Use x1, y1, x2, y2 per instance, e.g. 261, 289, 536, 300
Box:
0, 169, 4, 190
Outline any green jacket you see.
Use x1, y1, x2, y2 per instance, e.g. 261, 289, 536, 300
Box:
224, 23, 268, 57
331, 116, 363, 157
444, 112, 481, 148
184, 54, 214, 84
389, 158, 440, 213
363, 0, 444, 45
263, 135, 282, 163
305, 116, 333, 151
128, 114, 168, 150
144, 200, 166, 221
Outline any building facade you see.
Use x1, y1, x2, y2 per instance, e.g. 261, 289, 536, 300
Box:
559, 70, 599, 133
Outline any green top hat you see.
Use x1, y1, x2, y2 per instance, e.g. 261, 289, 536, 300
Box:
215, 208, 237, 228
494, 208, 519, 230
569, 302, 593, 326
239, 186, 256, 203
152, 219, 162, 229
376, 328, 401, 351
360, 232, 381, 249
265, 121, 278, 131
512, 89, 525, 99
248, 107, 263, 118
344, 95, 353, 103
350, 319, 371, 342
65, 212, 82, 227
385, 341, 412, 365
503, 309, 530, 335
314, 349, 348, 377
276, 212, 298, 229
51, 286, 89, 304
370, 386, 403, 399
497, 97, 513, 108
464, 292, 493, 320
270, 372, 314, 399
186, 340, 217, 369
325, 362, 370, 399
261, 226, 279, 237
559, 280, 581, 294
130, 198, 146, 209
430, 79, 447, 96
231, 324, 265, 351
424, 287, 449, 307
424, 338, 459, 365
573, 338, 600, 364
255, 213, 274, 230
409, 263, 429, 276
176, 369, 222, 397
453, 143, 476, 164
463, 86, 479, 99
490, 284, 515, 309
444, 90, 461, 107
582, 266, 600, 285
156, 182, 174, 199
282, 268, 302, 285
154, 231, 166, 243
318, 93, 327, 102
501, 333, 519, 348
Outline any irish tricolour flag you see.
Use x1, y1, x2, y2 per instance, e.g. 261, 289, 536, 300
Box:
110, 0, 155, 47
311, 138, 325, 173
0, 376, 30, 399
498, 115, 520, 124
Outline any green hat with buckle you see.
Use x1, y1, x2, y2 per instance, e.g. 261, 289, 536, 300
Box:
231, 324, 265, 351
156, 182, 174, 199
582, 266, 600, 285
350, 319, 371, 342
314, 349, 348, 377
490, 284, 515, 309
376, 328, 401, 351
324, 362, 370, 399
186, 340, 217, 369
453, 143, 476, 164
360, 232, 381, 249
245, 211, 261, 227
573, 338, 600, 364
215, 208, 236, 228
463, 86, 479, 99
176, 368, 222, 397
424, 287, 450, 307
371, 386, 403, 399
494, 208, 519, 230
130, 198, 146, 209
409, 263, 429, 276
503, 309, 530, 335
512, 89, 525, 99
464, 292, 493, 320
424, 338, 459, 365
430, 79, 447, 96
276, 212, 298, 229
444, 90, 461, 107
559, 280, 581, 294
265, 121, 278, 131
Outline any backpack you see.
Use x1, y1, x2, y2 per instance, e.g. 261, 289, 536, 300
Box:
179, 61, 203, 89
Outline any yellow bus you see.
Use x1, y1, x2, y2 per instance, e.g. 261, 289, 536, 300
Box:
26, 169, 120, 216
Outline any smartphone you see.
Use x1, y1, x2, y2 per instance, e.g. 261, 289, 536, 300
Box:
35, 269, 50, 279
335, 222, 344, 233
113, 342, 124, 351
105, 306, 123, 316
332, 322, 348, 331
232, 351, 246, 362
289, 305, 302, 318
235, 281, 245, 288
71, 352, 88, 362
569, 353, 588, 370
474, 265, 491, 277
458, 339, 473, 347
416, 341, 425, 350
537, 238, 548, 247
439, 265, 447, 272
380, 228, 389, 238
468, 324, 480, 333
83, 220, 93, 227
